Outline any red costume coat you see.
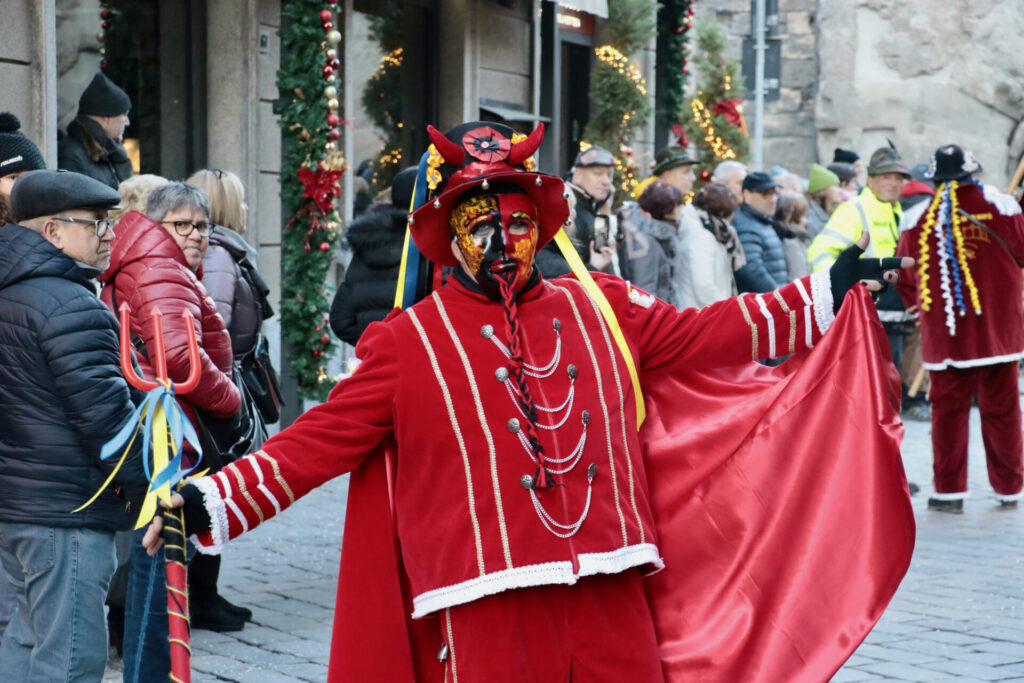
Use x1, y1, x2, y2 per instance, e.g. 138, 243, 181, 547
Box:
191, 271, 913, 682
896, 182, 1024, 369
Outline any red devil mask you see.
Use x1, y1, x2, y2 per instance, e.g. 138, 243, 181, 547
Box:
450, 190, 539, 292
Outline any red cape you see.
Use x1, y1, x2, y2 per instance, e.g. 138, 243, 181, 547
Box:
328, 288, 915, 682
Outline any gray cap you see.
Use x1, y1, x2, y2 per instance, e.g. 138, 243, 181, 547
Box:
10, 169, 122, 222
573, 146, 616, 168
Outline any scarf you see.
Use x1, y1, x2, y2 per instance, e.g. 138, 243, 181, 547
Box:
696, 208, 747, 272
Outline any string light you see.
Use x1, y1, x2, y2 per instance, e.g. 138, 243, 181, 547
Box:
595, 45, 648, 96
691, 95, 737, 160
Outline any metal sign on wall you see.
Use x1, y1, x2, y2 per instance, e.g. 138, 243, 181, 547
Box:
742, 37, 781, 102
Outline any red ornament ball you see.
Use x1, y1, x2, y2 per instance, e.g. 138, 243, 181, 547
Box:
320, 9, 332, 22
327, 113, 340, 127
682, 66, 689, 74
100, 9, 110, 19
102, 21, 109, 29
699, 169, 711, 181
100, 59, 109, 69
330, 58, 340, 69
322, 65, 334, 77
320, 333, 330, 345
675, 26, 683, 34
312, 349, 323, 358
319, 242, 330, 252
325, 0, 338, 4
316, 324, 322, 331
323, 21, 333, 31
328, 128, 340, 141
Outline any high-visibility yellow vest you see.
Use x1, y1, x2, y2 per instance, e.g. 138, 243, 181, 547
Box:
808, 187, 903, 272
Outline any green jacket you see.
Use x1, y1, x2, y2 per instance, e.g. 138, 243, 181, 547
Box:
807, 187, 902, 272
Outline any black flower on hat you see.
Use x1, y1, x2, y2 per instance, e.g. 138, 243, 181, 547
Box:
462, 126, 511, 163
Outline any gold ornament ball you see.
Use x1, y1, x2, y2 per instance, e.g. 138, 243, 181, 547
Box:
327, 98, 340, 111
325, 141, 337, 152
326, 48, 337, 61
326, 30, 342, 45
324, 85, 337, 99
326, 74, 336, 83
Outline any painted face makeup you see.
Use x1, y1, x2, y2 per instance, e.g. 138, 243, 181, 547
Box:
450, 191, 539, 291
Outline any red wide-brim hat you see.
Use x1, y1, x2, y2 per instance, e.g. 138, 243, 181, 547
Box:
408, 122, 570, 268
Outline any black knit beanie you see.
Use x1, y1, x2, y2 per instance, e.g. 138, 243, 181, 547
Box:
0, 113, 46, 177
78, 72, 131, 117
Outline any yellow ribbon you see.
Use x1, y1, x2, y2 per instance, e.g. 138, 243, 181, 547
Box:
553, 229, 645, 426
70, 427, 140, 515
135, 399, 175, 529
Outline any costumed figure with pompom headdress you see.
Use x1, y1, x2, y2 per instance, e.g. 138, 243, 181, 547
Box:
146, 121, 917, 682
896, 145, 1024, 514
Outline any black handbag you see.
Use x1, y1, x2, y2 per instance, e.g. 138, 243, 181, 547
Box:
193, 364, 266, 470
238, 335, 283, 425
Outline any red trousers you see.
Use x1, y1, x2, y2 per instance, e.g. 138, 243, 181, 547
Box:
929, 362, 1023, 497
436, 570, 664, 683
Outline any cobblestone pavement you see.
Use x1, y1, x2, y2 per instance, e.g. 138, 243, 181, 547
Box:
105, 395, 1024, 681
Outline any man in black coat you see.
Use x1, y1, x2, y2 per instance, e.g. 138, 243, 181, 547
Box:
0, 170, 148, 680
57, 72, 134, 189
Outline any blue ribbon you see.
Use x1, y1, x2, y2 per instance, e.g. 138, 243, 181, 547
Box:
399, 151, 431, 309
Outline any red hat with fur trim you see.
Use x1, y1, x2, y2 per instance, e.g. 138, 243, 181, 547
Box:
408, 121, 570, 267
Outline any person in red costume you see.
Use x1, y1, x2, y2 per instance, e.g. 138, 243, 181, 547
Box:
145, 122, 915, 683
896, 145, 1024, 514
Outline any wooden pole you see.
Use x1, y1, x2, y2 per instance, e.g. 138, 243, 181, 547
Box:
1004, 151, 1024, 194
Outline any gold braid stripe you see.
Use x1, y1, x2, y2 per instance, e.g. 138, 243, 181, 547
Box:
253, 450, 296, 505
230, 465, 264, 524
773, 290, 797, 355
445, 608, 458, 683
917, 191, 941, 312
736, 295, 758, 361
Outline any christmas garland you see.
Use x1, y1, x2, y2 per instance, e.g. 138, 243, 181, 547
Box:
655, 0, 696, 146
277, 0, 346, 400
581, 0, 657, 202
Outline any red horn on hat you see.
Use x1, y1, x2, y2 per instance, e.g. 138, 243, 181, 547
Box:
426, 125, 465, 166
508, 124, 544, 166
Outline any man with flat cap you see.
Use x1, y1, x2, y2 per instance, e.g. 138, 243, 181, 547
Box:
0, 170, 148, 680
58, 72, 134, 189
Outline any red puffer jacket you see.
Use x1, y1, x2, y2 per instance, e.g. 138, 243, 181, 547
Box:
101, 211, 241, 429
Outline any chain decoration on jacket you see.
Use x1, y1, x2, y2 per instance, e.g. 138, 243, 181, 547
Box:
497, 274, 554, 491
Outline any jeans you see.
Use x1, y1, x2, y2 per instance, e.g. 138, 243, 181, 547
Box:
122, 527, 169, 683
0, 523, 116, 682
0, 561, 15, 638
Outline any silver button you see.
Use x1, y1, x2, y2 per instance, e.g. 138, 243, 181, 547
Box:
480, 324, 494, 339
552, 318, 561, 332
520, 474, 534, 490
567, 364, 578, 379
581, 410, 591, 425
495, 367, 509, 382
437, 643, 450, 662
507, 418, 521, 434
588, 463, 598, 482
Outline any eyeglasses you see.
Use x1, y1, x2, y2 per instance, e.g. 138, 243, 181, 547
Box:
161, 220, 213, 237
53, 216, 115, 238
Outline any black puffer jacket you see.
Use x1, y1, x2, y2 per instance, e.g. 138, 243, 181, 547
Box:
0, 224, 147, 531
330, 206, 405, 346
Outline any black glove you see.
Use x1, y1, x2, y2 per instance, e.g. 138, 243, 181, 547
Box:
153, 483, 212, 535
828, 242, 905, 313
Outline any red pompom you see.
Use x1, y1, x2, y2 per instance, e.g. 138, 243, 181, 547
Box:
319, 242, 330, 252
320, 9, 332, 22
320, 333, 330, 345
323, 65, 333, 77
699, 169, 711, 181
327, 113, 340, 127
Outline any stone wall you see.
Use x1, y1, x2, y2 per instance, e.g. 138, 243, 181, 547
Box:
691, 0, 1024, 187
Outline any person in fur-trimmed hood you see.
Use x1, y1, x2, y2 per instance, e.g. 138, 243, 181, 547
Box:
329, 167, 416, 346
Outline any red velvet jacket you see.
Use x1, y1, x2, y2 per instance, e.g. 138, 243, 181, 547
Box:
192, 270, 836, 617
896, 182, 1024, 369
100, 210, 240, 425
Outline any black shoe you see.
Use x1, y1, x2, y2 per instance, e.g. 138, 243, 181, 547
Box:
191, 601, 246, 632
217, 594, 253, 622
901, 402, 930, 422
999, 499, 1019, 510
927, 497, 963, 514
908, 481, 920, 495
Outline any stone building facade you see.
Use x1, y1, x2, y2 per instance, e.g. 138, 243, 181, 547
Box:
694, 0, 1024, 187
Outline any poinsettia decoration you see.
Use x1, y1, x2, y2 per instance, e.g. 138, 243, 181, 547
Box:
712, 98, 743, 128
298, 164, 344, 215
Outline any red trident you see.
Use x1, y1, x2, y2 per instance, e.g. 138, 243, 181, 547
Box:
119, 302, 200, 683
